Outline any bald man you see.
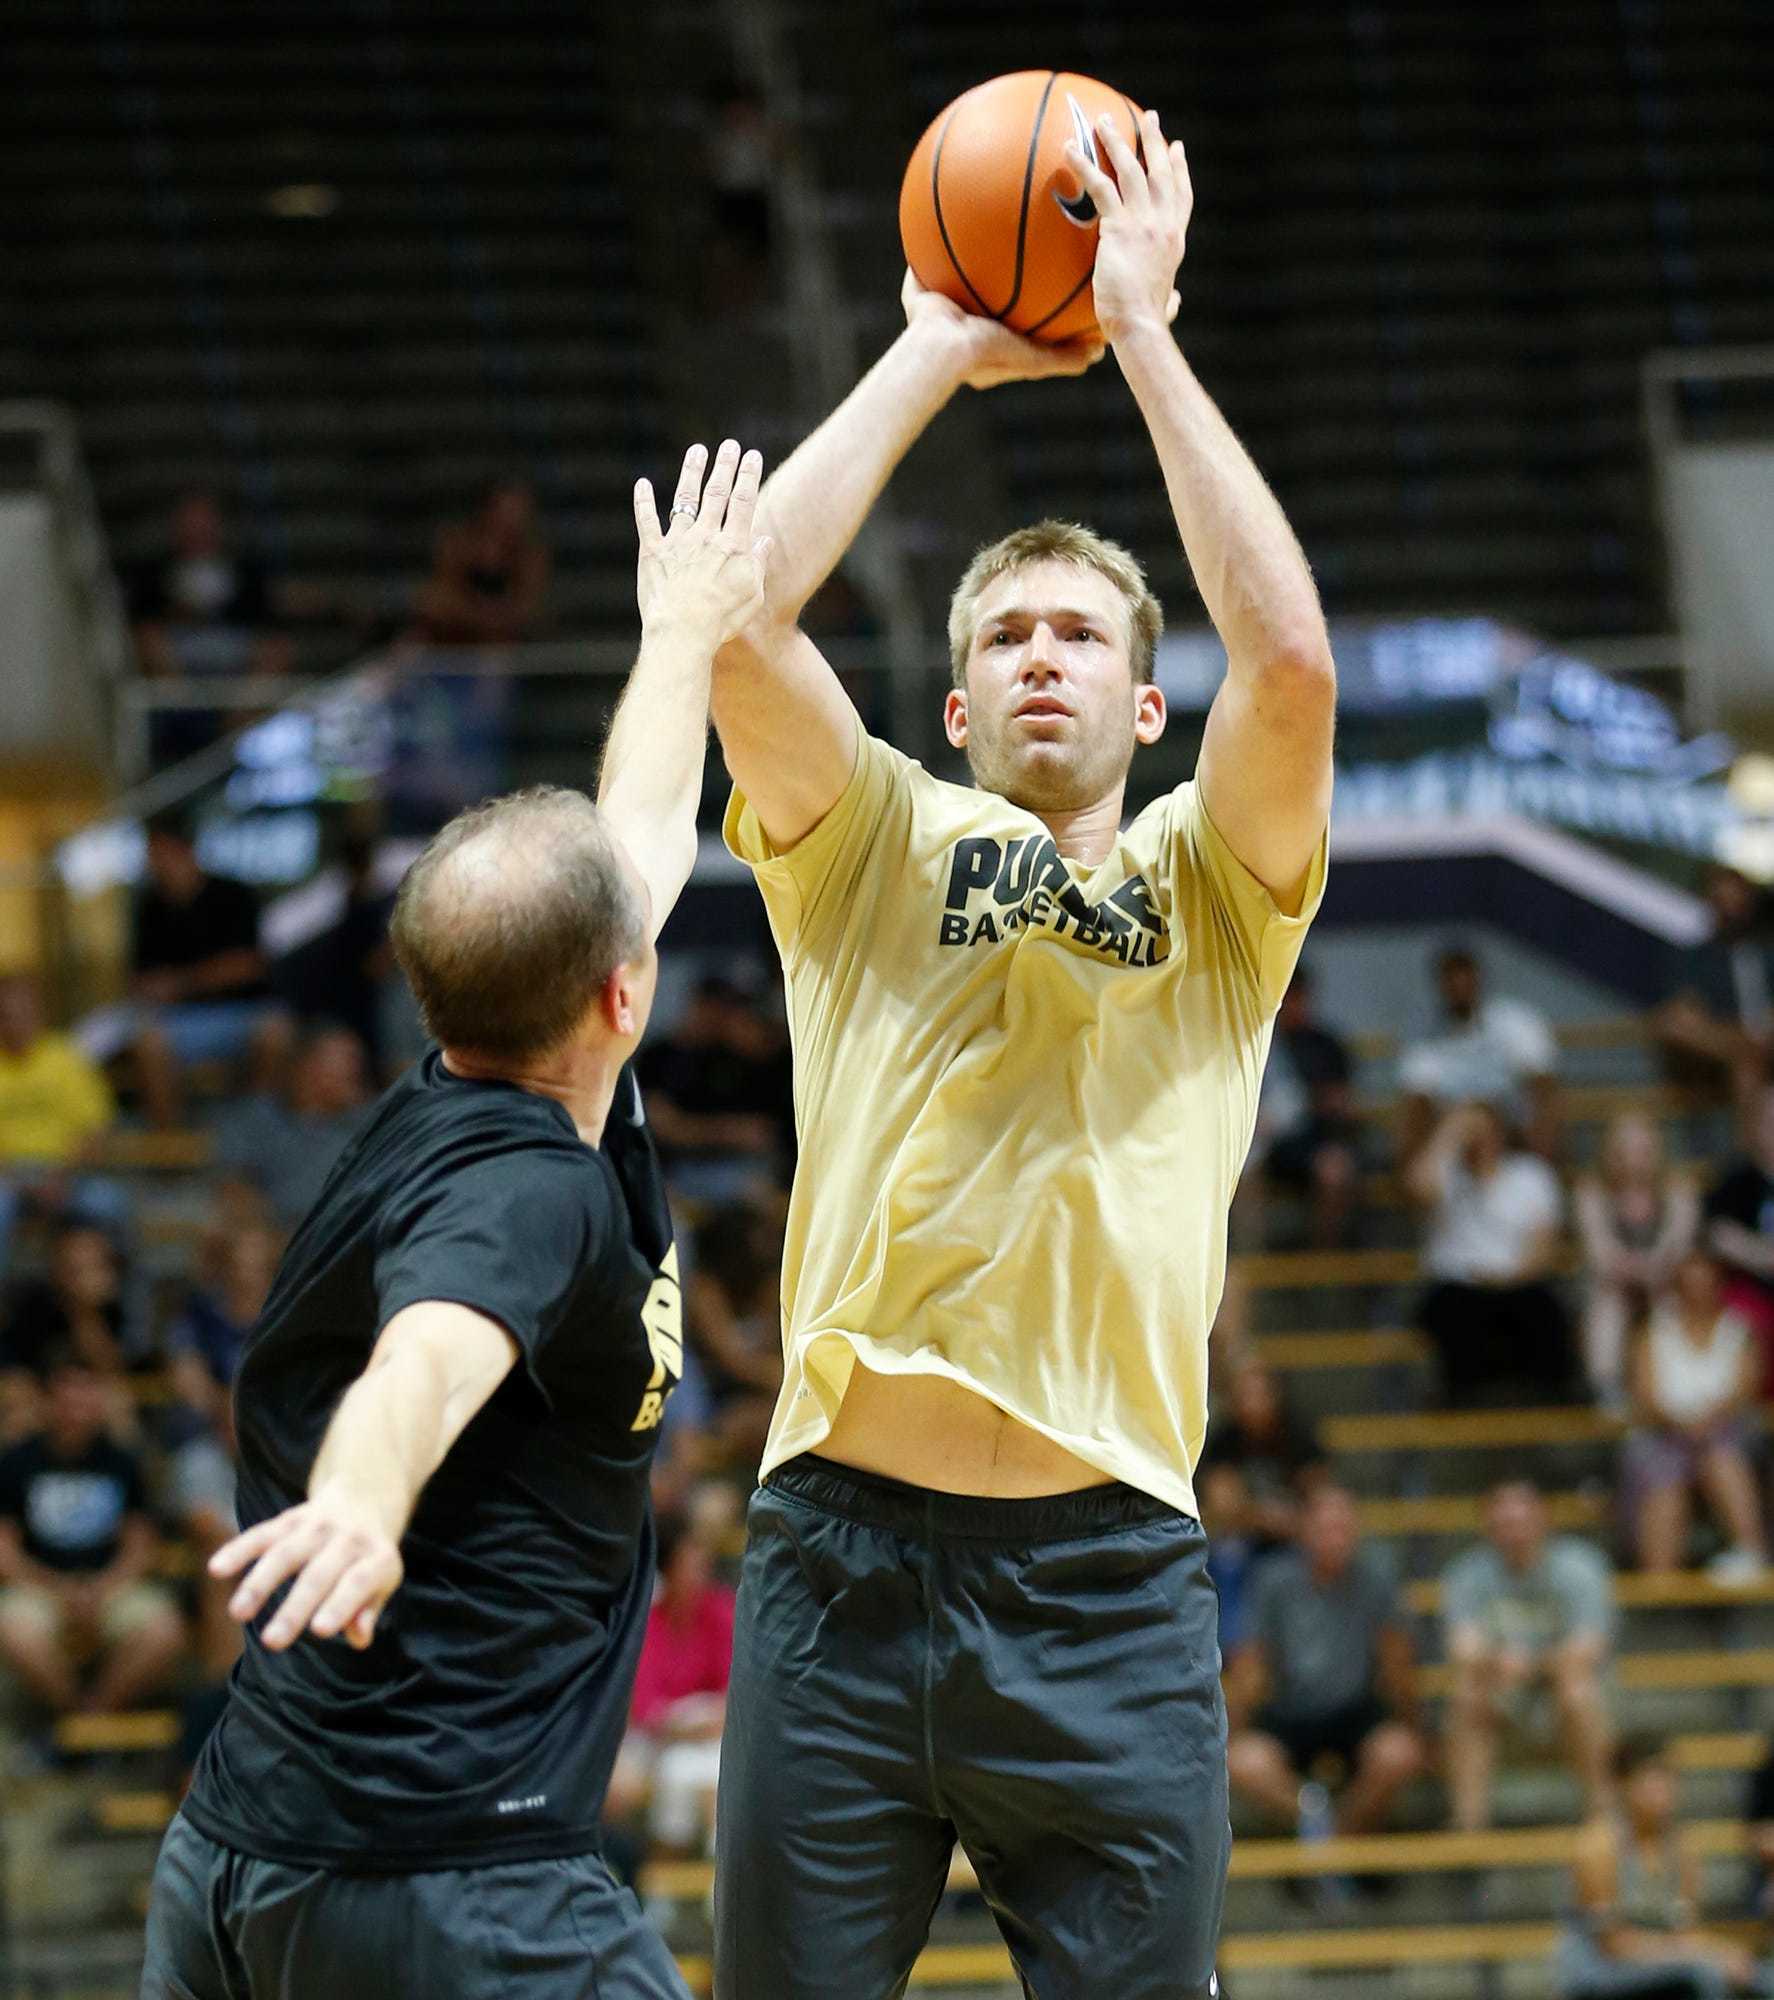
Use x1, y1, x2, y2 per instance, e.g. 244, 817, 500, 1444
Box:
141, 442, 770, 2000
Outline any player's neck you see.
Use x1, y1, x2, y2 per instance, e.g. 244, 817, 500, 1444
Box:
1035, 788, 1125, 868
441, 1042, 624, 1147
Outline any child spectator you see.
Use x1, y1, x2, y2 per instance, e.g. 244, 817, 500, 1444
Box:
1442, 1480, 1615, 1830
606, 1513, 736, 1857
1576, 1115, 1700, 1412
1562, 1735, 1767, 2000
1225, 1485, 1427, 1847
1410, 1101, 1572, 1406
1623, 1251, 1767, 1580
0, 1349, 185, 1716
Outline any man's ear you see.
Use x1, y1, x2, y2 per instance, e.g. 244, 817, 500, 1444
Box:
944, 688, 969, 749
604, 963, 642, 1040
1134, 682, 1167, 747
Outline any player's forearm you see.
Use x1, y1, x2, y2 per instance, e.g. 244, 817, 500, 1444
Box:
1115, 322, 1331, 682
307, 1307, 516, 1543
754, 318, 967, 623
597, 621, 718, 938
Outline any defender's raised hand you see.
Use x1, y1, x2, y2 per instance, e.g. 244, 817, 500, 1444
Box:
633, 439, 770, 647
1065, 108, 1192, 346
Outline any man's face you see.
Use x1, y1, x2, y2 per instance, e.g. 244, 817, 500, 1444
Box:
1302, 1490, 1358, 1574
0, 977, 40, 1055
1486, 1483, 1545, 1566
1438, 955, 1481, 1021
945, 560, 1165, 814
46, 1367, 107, 1446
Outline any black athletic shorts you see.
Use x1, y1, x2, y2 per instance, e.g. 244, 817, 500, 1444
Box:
141, 1812, 690, 1999
713, 1455, 1230, 2000
1255, 1694, 1390, 1773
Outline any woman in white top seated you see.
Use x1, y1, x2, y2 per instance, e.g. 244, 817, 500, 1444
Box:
1407, 1099, 1572, 1406
1623, 1249, 1768, 1580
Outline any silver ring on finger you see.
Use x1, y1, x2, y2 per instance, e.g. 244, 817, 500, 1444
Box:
670, 502, 697, 520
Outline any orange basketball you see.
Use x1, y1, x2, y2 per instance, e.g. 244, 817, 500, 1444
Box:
899, 70, 1143, 346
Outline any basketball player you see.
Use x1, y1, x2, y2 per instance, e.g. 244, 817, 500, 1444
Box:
711, 115, 1334, 1998
141, 440, 769, 1999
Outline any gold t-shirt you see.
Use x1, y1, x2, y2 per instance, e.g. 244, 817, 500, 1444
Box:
724, 731, 1327, 1516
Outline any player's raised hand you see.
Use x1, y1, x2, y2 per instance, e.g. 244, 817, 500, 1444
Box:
901, 268, 1107, 390
633, 439, 771, 649
210, 1486, 404, 1652
1065, 107, 1191, 346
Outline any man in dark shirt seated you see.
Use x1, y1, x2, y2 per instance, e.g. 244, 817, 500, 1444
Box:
127, 817, 293, 1127
1653, 863, 1772, 1115
1225, 1485, 1426, 1850
0, 1348, 185, 1716
639, 972, 792, 1201
1258, 963, 1364, 1249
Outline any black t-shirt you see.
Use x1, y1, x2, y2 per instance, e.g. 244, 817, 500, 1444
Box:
182, 1051, 680, 1872
133, 876, 269, 1000
0, 1432, 147, 1572
1706, 1159, 1774, 1299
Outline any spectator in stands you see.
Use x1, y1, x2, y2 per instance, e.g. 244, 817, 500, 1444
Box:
606, 1512, 736, 1858
0, 1349, 185, 1717
686, 1199, 784, 1467
0, 970, 122, 1266
128, 490, 284, 681
1442, 1479, 1616, 1831
1398, 944, 1561, 1163
1198, 1460, 1259, 1654
1199, 1357, 1326, 1550
1653, 863, 1773, 1116
639, 974, 792, 1201
1704, 1085, 1774, 1375
1225, 1485, 1427, 1850
412, 479, 551, 646
1257, 963, 1364, 1249
1624, 1250, 1767, 1581
167, 1219, 279, 1675
1562, 1734, 1767, 2000
277, 819, 398, 1074
214, 1022, 372, 1226
127, 817, 291, 1129
1576, 1114, 1701, 1412
1410, 1100, 1573, 1406
703, 77, 780, 315
1749, 1741, 1774, 1926
0, 1219, 146, 1443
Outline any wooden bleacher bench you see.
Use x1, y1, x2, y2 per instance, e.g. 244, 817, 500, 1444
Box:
1238, 1244, 1585, 1293
86, 1129, 215, 1173
1325, 1405, 1626, 1454
1364, 1082, 1689, 1132
53, 1709, 179, 1755
1253, 1328, 1430, 1372
1407, 1571, 1774, 1617
1357, 1490, 1607, 1537
1347, 1017, 1655, 1068
1417, 1648, 1774, 1698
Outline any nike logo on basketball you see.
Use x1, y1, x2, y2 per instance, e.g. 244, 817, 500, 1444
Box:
1054, 95, 1101, 226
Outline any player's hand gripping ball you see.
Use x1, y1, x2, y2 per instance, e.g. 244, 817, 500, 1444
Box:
900, 69, 1147, 345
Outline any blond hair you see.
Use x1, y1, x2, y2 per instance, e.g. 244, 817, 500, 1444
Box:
946, 519, 1164, 690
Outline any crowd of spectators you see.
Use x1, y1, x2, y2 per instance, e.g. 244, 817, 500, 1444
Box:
3, 809, 1774, 1932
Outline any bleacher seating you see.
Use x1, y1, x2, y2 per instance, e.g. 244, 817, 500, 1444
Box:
790, 0, 1774, 643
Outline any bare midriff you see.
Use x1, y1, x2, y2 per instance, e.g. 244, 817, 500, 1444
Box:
811, 1362, 1115, 1498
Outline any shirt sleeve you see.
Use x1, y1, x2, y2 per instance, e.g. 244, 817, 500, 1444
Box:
54, 1042, 114, 1139
722, 731, 909, 963
1164, 781, 1328, 1016
1496, 1000, 1557, 1077
1441, 1551, 1486, 1641
374, 1151, 613, 1397
1397, 1040, 1444, 1098
1517, 1157, 1564, 1232
1555, 1543, 1615, 1644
